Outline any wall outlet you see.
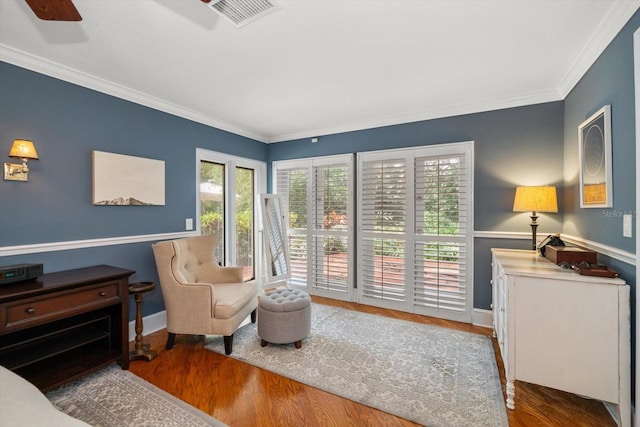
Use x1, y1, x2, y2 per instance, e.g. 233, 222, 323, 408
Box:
185, 218, 193, 231
623, 214, 632, 238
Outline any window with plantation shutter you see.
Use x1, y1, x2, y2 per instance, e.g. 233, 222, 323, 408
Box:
275, 167, 308, 287
414, 154, 469, 314
360, 157, 408, 303
357, 142, 473, 322
273, 155, 353, 301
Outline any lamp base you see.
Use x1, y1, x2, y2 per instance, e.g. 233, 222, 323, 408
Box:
4, 163, 28, 181
530, 216, 539, 251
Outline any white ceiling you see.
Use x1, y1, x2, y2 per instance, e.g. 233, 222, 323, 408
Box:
1, 0, 639, 143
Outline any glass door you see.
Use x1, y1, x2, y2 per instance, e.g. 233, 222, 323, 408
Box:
197, 149, 265, 282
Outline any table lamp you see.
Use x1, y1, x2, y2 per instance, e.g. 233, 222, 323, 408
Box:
513, 186, 558, 250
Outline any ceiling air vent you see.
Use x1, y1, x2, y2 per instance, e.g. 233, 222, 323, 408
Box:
206, 0, 279, 28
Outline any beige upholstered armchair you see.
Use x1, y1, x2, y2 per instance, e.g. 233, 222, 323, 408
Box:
151, 234, 258, 355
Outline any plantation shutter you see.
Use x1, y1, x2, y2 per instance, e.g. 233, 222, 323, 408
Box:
310, 164, 350, 293
275, 168, 308, 287
360, 157, 408, 303
358, 143, 473, 322
414, 154, 468, 313
273, 155, 353, 300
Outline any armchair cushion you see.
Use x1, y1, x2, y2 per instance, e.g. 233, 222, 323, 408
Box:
213, 281, 260, 319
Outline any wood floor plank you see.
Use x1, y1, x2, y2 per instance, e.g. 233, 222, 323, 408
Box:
129, 296, 615, 427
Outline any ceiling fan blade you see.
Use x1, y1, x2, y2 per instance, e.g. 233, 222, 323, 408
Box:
25, 0, 82, 21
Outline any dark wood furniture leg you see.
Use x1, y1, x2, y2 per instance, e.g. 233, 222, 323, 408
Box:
165, 332, 176, 350
224, 335, 233, 355
128, 282, 157, 362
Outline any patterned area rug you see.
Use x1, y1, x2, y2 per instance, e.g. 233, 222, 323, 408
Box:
206, 303, 508, 427
46, 364, 227, 427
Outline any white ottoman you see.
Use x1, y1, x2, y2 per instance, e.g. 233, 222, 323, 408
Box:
258, 289, 311, 349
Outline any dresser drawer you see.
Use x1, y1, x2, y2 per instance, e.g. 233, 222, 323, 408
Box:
0, 282, 121, 332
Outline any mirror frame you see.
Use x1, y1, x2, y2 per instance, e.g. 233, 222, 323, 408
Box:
260, 193, 291, 285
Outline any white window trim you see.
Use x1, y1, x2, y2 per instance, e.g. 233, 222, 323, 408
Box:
196, 148, 267, 271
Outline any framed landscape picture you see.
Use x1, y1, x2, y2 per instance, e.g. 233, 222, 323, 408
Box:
578, 105, 612, 208
92, 151, 165, 206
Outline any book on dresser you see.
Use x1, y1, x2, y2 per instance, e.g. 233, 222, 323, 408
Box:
491, 248, 631, 427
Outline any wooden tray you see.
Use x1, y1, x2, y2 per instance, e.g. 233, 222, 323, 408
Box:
572, 264, 619, 278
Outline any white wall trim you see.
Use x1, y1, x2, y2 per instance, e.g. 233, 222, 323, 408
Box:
474, 230, 531, 240
561, 234, 636, 267
0, 44, 266, 143
556, 0, 640, 98
128, 310, 167, 342
472, 308, 493, 329
267, 89, 562, 143
133, 308, 495, 340
6, 229, 632, 265
474, 230, 636, 267
0, 231, 198, 257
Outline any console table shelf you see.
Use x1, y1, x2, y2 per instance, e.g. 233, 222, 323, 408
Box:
0, 265, 134, 391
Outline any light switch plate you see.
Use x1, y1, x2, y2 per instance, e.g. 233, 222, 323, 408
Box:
623, 214, 632, 238
186, 218, 194, 231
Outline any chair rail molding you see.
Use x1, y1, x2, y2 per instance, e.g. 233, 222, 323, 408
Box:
0, 231, 199, 257
474, 230, 635, 266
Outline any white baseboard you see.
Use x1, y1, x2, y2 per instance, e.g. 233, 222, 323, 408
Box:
129, 308, 494, 340
128, 310, 167, 341
603, 402, 621, 427
472, 308, 493, 329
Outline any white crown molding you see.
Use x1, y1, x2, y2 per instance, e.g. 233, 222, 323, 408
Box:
556, 0, 640, 98
2, 2, 637, 145
0, 231, 199, 257
0, 44, 563, 146
266, 89, 563, 143
0, 45, 267, 143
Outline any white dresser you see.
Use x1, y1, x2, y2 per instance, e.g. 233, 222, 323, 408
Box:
491, 249, 631, 427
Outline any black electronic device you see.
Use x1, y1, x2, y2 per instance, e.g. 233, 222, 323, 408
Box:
0, 263, 43, 285
537, 234, 565, 257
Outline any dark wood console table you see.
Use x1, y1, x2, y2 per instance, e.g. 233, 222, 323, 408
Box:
0, 265, 134, 391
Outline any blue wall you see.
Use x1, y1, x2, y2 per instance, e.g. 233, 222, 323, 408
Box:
563, 9, 639, 399
0, 62, 267, 318
563, 11, 638, 255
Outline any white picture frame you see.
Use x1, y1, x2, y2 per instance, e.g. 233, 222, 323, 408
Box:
578, 105, 612, 208
92, 151, 165, 206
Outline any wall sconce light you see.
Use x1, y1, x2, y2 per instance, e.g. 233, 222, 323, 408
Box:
4, 139, 39, 182
513, 186, 558, 250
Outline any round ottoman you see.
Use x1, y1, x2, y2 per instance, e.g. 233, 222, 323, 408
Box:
258, 288, 311, 349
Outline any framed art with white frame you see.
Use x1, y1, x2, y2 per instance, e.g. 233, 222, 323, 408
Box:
578, 105, 612, 208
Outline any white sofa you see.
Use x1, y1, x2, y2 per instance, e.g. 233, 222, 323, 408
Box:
0, 365, 90, 427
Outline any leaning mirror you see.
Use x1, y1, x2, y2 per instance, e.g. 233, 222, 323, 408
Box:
260, 194, 290, 287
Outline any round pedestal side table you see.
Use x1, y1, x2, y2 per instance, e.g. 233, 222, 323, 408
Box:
128, 281, 158, 362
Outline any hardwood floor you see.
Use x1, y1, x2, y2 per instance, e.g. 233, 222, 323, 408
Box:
129, 296, 615, 426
